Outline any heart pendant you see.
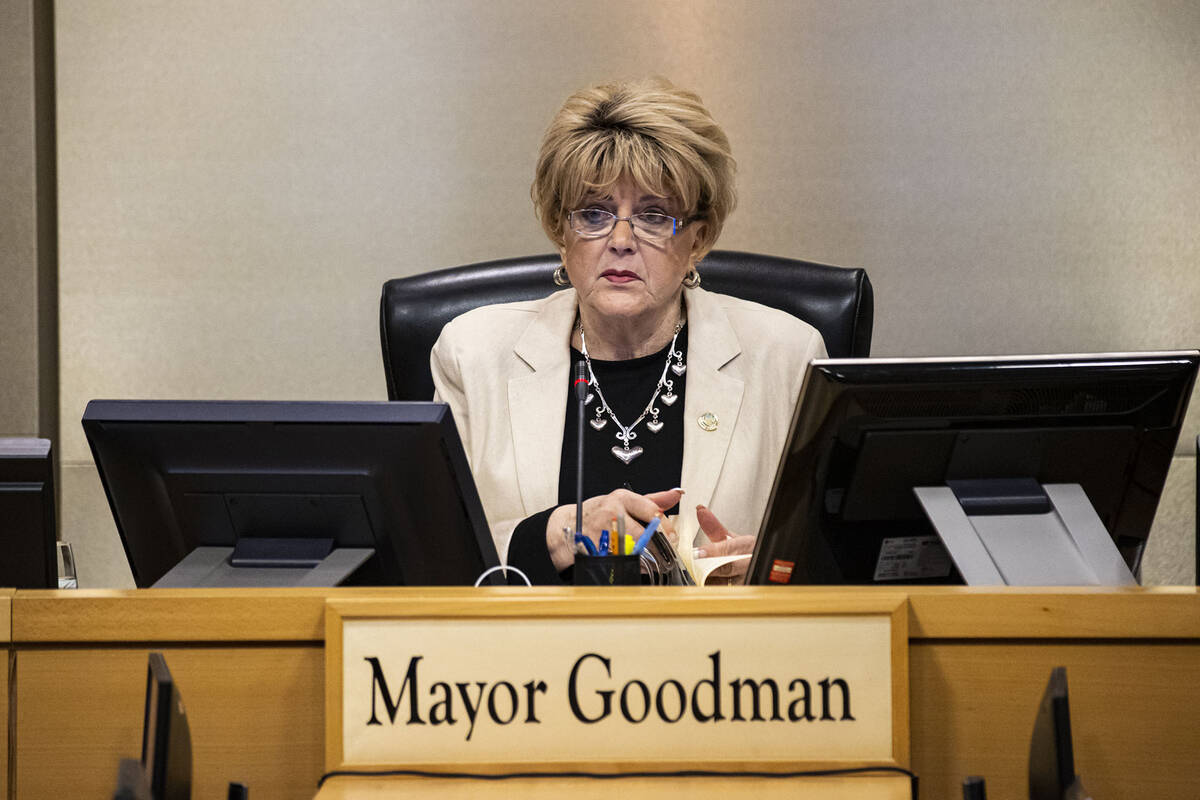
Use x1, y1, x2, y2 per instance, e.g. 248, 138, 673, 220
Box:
660, 391, 678, 406
671, 363, 686, 376
612, 445, 644, 464
646, 419, 664, 433
590, 417, 608, 431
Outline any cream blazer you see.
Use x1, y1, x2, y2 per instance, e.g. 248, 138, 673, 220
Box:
431, 287, 827, 563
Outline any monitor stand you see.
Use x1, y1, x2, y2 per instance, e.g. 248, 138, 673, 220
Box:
913, 478, 1137, 586
153, 538, 375, 587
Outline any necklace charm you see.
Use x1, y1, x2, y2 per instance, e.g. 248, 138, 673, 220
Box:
579, 318, 685, 465
612, 445, 644, 464
670, 346, 686, 376
660, 379, 678, 406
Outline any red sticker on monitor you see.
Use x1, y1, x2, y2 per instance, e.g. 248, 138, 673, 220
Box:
768, 559, 794, 584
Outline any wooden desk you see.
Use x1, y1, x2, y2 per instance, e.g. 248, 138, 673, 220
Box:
2, 589, 11, 800
907, 588, 1200, 796
8, 587, 334, 800
4, 587, 1199, 800
313, 773, 913, 799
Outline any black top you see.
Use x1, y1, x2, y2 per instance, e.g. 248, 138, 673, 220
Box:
508, 328, 688, 583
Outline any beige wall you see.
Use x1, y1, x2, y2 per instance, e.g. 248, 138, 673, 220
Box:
51, 0, 1200, 587
1, 0, 39, 436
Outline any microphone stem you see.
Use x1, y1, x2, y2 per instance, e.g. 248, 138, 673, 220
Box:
576, 382, 585, 536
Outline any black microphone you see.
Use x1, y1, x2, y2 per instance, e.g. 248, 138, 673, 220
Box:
573, 361, 589, 539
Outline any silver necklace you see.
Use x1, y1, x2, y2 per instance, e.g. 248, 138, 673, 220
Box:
578, 321, 686, 464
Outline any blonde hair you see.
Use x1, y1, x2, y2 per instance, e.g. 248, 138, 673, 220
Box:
532, 78, 736, 257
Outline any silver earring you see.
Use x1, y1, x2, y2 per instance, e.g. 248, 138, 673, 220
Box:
553, 264, 571, 286
682, 268, 701, 289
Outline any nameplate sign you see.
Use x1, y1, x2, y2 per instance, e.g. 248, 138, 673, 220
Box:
325, 590, 908, 773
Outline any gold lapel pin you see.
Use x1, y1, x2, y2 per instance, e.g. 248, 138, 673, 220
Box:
698, 412, 719, 432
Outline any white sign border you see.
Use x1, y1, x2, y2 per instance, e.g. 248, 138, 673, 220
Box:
325, 588, 909, 775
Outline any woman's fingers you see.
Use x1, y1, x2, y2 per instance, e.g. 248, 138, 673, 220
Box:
631, 490, 681, 542
707, 556, 750, 583
697, 527, 754, 585
644, 487, 684, 510
574, 496, 753, 568
696, 534, 755, 559
616, 489, 663, 524
696, 504, 732, 541
581, 492, 645, 548
710, 560, 748, 576
578, 489, 689, 549
695, 505, 754, 561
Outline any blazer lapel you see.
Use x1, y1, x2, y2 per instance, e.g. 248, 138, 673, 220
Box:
679, 289, 744, 549
509, 290, 577, 515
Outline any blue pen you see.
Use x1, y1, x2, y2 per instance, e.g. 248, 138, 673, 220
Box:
631, 517, 661, 556
574, 532, 598, 556
597, 530, 609, 554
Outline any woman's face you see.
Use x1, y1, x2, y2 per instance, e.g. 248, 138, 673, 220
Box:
561, 175, 702, 330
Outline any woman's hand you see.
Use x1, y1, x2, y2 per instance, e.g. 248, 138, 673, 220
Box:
546, 488, 682, 571
695, 504, 754, 584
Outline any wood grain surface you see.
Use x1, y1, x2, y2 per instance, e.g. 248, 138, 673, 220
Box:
2, 649, 9, 800
13, 646, 324, 800
910, 640, 1200, 799
907, 586, 1200, 638
1, 589, 11, 642
2, 590, 10, 800
11, 588, 331, 642
312, 773, 915, 799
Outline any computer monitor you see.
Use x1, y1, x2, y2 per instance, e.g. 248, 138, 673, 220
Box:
143, 653, 192, 800
83, 400, 501, 587
112, 653, 192, 800
0, 438, 57, 588
1028, 667, 1087, 800
748, 352, 1199, 586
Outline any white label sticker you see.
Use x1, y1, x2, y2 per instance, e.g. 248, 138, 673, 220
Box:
874, 535, 953, 581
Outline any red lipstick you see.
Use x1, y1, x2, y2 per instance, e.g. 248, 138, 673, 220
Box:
601, 269, 640, 284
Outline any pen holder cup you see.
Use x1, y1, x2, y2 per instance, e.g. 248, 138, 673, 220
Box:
574, 553, 642, 586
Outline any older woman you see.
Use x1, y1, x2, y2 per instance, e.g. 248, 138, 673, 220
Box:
432, 78, 826, 583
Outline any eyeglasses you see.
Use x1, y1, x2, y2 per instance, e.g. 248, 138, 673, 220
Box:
568, 208, 687, 241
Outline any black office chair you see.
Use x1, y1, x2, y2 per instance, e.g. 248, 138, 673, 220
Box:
379, 250, 874, 402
